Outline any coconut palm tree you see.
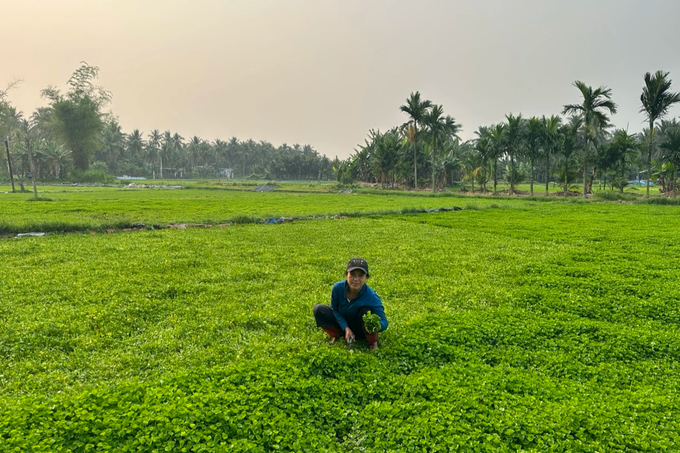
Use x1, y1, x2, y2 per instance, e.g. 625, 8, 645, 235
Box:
29, 107, 56, 141
640, 71, 680, 197
439, 138, 462, 188
400, 91, 433, 189
504, 113, 525, 195
367, 129, 400, 188
658, 118, 680, 140
1, 105, 23, 137
186, 136, 204, 173
213, 139, 229, 169
39, 140, 69, 179
158, 130, 175, 178
347, 145, 372, 183
170, 133, 186, 175
660, 128, 680, 192
242, 139, 257, 177
541, 115, 561, 196
422, 104, 461, 192
558, 118, 582, 196
459, 142, 483, 192
525, 116, 543, 196
563, 81, 618, 198
606, 129, 640, 192
125, 129, 145, 168
489, 123, 506, 194
474, 126, 493, 192
16, 119, 39, 197
99, 120, 125, 172
146, 129, 162, 177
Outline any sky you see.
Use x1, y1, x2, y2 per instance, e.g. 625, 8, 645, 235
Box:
2, 0, 680, 159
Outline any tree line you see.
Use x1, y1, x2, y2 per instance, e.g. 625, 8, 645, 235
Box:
0, 63, 335, 185
338, 71, 680, 197
3, 63, 679, 195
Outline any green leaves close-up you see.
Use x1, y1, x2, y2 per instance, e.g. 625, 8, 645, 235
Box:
362, 312, 382, 334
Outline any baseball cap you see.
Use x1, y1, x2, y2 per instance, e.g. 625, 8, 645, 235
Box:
346, 258, 369, 277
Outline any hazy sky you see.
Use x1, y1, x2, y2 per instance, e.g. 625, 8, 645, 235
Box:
3, 0, 680, 159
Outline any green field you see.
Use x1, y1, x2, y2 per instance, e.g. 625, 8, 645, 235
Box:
1, 189, 679, 451
0, 184, 565, 234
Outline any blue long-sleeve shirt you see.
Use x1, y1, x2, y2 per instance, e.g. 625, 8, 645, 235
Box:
330, 280, 388, 332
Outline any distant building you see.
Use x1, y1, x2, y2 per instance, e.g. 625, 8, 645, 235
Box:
162, 168, 185, 178
219, 168, 234, 179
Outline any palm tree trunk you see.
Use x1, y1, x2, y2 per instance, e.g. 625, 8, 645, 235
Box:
564, 160, 568, 196
493, 159, 498, 194
413, 141, 418, 190
4, 139, 16, 193
620, 164, 625, 193
530, 157, 534, 196
26, 139, 38, 198
646, 123, 654, 197
159, 155, 163, 179
510, 155, 515, 195
482, 164, 486, 192
582, 142, 588, 198
432, 147, 436, 193
545, 152, 550, 196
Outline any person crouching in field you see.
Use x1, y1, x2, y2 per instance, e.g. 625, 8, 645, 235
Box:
313, 258, 388, 350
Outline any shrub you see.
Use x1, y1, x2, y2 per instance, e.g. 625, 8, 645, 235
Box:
641, 197, 680, 205
594, 191, 638, 202
89, 160, 110, 173
69, 169, 116, 184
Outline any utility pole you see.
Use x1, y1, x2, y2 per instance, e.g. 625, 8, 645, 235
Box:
4, 136, 16, 193
26, 136, 38, 198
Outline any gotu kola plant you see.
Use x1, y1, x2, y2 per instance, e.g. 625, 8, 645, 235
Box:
362, 311, 381, 334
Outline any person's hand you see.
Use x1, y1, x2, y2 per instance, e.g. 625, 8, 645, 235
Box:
344, 327, 355, 343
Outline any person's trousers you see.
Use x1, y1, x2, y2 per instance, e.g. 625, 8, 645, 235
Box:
313, 304, 375, 340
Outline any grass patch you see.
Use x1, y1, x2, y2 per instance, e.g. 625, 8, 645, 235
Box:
639, 196, 680, 205
594, 191, 639, 202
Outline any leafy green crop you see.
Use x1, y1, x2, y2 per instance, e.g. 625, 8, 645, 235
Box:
0, 184, 560, 233
362, 311, 381, 333
1, 195, 680, 450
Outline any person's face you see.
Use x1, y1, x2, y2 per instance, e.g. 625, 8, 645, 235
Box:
346, 269, 367, 292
